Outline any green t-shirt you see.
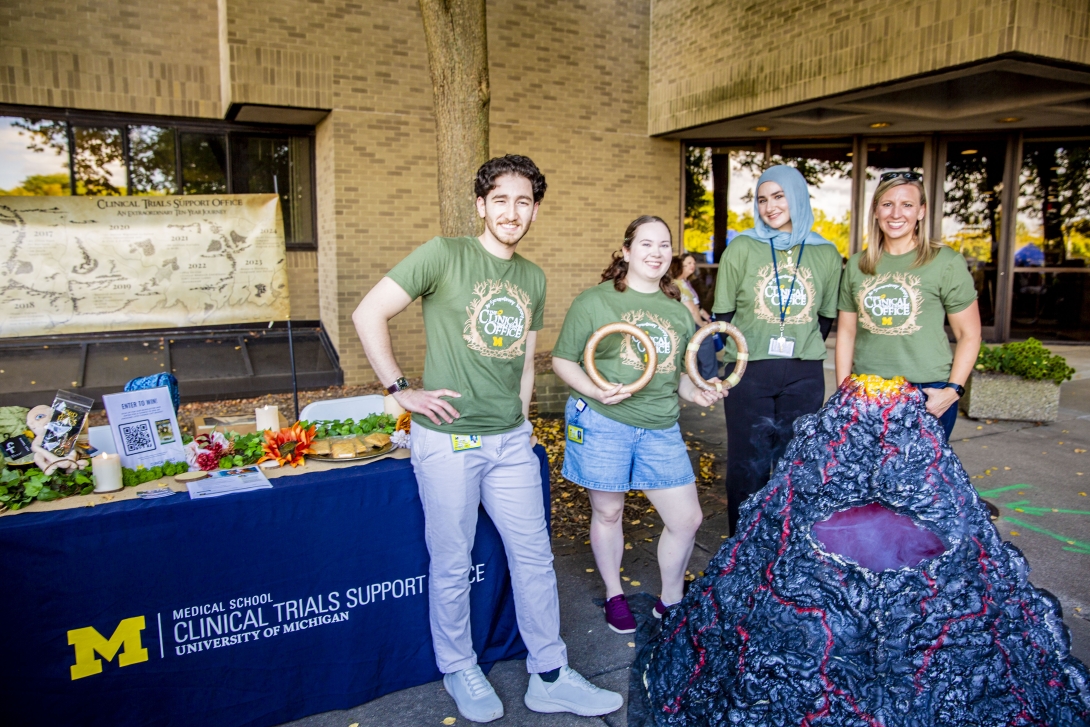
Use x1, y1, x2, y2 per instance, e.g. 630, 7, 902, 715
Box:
552, 282, 693, 430
711, 235, 843, 361
385, 236, 545, 435
838, 246, 977, 382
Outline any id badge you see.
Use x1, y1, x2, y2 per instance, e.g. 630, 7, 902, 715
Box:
567, 424, 584, 444
768, 336, 796, 357
450, 434, 482, 452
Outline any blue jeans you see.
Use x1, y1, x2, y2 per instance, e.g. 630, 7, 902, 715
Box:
561, 397, 695, 491
911, 381, 958, 442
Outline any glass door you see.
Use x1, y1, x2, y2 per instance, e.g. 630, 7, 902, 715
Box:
1013, 137, 1090, 341
938, 137, 1008, 332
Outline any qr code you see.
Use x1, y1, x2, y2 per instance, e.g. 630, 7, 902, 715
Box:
119, 420, 156, 455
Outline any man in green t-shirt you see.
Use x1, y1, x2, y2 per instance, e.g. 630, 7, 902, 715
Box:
352, 155, 622, 723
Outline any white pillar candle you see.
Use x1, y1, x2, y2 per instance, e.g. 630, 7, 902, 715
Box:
383, 395, 406, 418
255, 405, 279, 432
92, 453, 123, 493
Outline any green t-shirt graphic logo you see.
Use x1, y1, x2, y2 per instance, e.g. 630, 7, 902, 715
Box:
858, 272, 923, 335
753, 262, 815, 325
464, 279, 533, 359
619, 310, 679, 374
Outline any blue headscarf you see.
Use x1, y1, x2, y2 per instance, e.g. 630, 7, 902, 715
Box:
740, 165, 834, 251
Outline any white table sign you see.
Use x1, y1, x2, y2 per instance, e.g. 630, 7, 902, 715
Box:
102, 387, 187, 470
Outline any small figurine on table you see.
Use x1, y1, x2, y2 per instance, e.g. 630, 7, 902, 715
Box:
27, 405, 90, 475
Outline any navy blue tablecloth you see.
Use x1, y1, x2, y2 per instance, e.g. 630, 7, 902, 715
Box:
0, 446, 550, 727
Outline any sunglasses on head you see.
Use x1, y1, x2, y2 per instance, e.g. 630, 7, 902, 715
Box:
879, 170, 923, 182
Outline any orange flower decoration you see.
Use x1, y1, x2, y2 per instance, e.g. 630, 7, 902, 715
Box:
259, 423, 317, 468
396, 412, 412, 432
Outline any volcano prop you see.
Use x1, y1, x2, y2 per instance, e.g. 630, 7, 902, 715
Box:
638, 376, 1090, 726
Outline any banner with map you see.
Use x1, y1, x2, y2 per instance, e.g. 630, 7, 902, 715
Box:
0, 194, 290, 338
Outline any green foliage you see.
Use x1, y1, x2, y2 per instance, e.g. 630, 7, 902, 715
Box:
0, 463, 96, 511
220, 431, 266, 469
120, 461, 187, 488
975, 338, 1075, 386
0, 173, 72, 196
685, 147, 712, 222
684, 189, 714, 253
303, 414, 398, 440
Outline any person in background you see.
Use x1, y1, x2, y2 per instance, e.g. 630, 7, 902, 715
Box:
353, 155, 622, 723
835, 171, 982, 444
552, 216, 724, 633
711, 165, 843, 536
670, 252, 718, 381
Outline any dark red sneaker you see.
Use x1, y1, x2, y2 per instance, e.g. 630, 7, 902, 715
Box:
603, 594, 637, 634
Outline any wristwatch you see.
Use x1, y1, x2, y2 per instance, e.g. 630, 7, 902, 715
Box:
947, 382, 966, 398
386, 377, 411, 394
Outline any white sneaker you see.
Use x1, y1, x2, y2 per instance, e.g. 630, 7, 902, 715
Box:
443, 665, 504, 723
523, 666, 624, 717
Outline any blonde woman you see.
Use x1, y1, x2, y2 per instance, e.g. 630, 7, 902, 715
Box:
835, 171, 982, 441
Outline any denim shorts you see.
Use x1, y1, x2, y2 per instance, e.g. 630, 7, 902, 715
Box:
561, 397, 695, 491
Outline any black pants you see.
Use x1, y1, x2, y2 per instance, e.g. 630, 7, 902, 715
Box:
723, 358, 825, 536
694, 323, 718, 381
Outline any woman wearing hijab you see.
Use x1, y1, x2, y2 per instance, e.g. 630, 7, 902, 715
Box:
711, 165, 843, 535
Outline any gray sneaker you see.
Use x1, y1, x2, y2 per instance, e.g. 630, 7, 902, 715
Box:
443, 665, 504, 723
523, 665, 623, 716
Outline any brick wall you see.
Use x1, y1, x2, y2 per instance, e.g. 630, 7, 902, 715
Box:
0, 0, 222, 116
648, 0, 1090, 135
222, 0, 679, 383
1, 0, 679, 386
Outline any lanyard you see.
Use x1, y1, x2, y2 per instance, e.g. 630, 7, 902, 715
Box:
770, 239, 806, 338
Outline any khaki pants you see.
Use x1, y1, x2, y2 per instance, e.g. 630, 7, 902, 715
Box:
410, 420, 568, 674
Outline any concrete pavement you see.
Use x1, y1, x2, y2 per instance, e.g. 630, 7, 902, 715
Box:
284, 347, 1090, 727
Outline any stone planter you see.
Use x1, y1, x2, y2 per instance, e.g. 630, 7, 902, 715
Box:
960, 372, 1061, 422
534, 371, 568, 416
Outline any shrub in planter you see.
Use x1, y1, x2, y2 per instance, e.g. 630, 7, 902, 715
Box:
961, 338, 1075, 422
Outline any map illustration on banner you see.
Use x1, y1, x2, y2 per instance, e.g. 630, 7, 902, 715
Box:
0, 194, 290, 338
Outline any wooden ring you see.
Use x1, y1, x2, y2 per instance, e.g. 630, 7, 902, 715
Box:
685, 321, 749, 393
583, 322, 658, 394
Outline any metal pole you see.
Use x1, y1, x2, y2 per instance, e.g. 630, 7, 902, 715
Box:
287, 319, 300, 422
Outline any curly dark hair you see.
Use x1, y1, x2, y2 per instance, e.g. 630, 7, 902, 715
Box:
474, 155, 547, 203
601, 215, 680, 300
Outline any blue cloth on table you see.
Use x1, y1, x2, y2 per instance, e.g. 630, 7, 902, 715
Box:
0, 448, 550, 727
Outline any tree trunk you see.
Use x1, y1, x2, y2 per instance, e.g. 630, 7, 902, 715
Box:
418, 0, 490, 238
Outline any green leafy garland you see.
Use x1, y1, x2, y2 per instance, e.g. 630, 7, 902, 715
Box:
217, 431, 267, 469
1, 460, 188, 511
0, 414, 398, 512
303, 414, 397, 440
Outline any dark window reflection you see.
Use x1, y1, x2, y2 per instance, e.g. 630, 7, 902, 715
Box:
231, 135, 313, 243
1012, 140, 1090, 340
129, 126, 177, 195
180, 132, 228, 194
72, 127, 126, 195
943, 140, 1006, 327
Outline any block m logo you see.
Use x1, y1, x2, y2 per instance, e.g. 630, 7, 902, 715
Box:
67, 616, 149, 680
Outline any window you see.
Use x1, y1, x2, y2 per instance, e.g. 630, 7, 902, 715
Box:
1013, 138, 1090, 340
0, 110, 316, 247
942, 139, 1006, 327
180, 132, 228, 194
128, 125, 177, 195
0, 117, 70, 194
